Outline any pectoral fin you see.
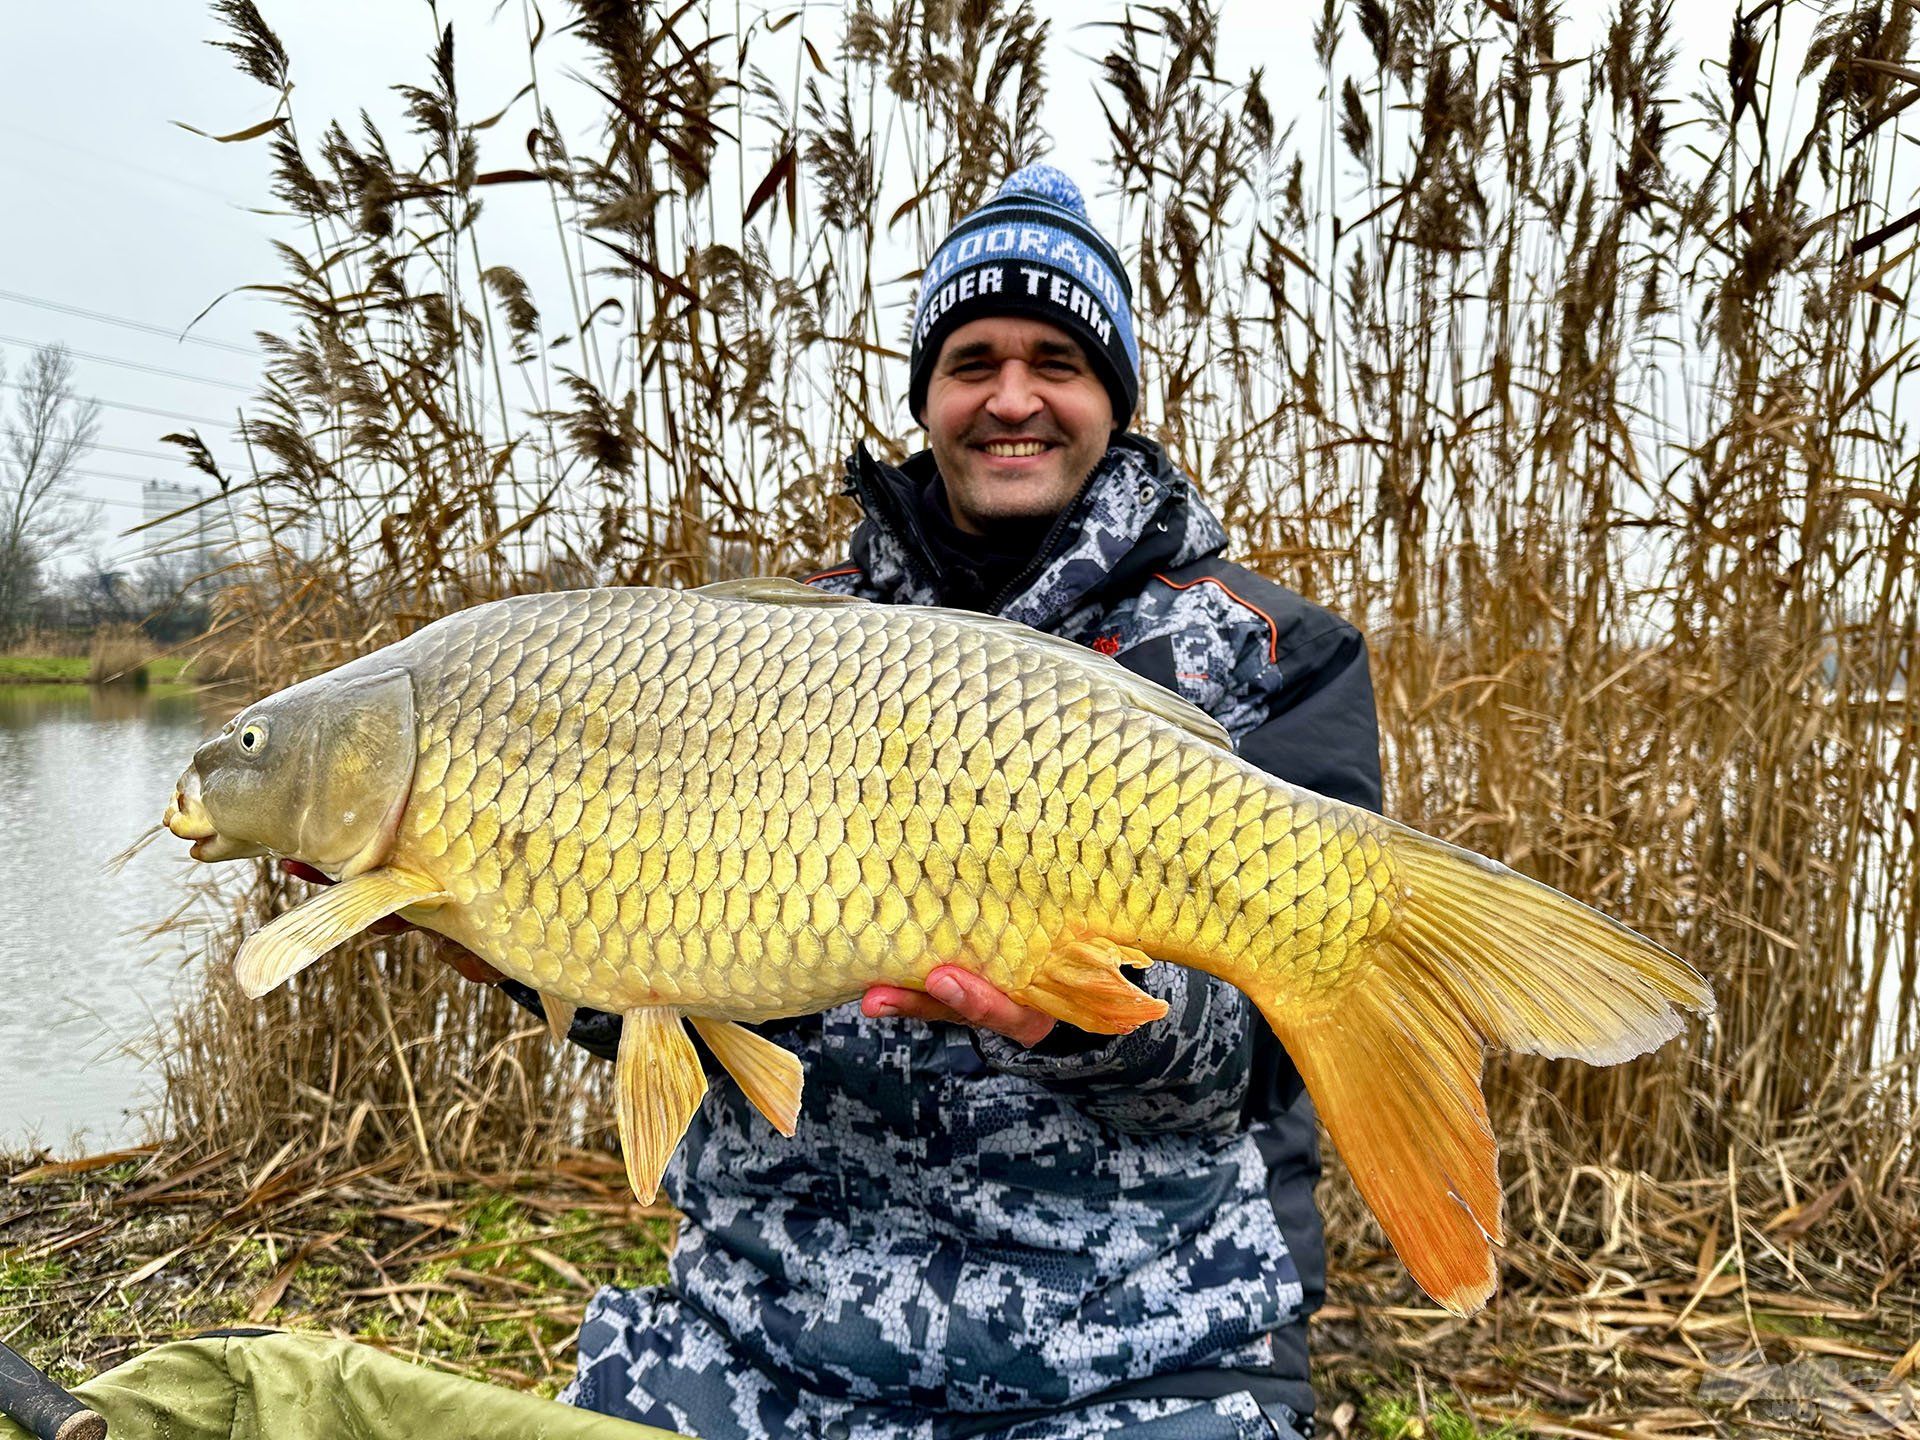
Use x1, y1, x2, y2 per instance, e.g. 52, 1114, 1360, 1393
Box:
235, 868, 450, 998
539, 993, 578, 1044
615, 1009, 708, 1204
688, 1017, 803, 1136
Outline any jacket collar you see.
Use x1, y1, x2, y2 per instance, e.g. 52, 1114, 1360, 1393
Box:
841, 432, 1228, 631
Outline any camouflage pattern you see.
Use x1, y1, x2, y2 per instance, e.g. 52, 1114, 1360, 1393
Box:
568, 1286, 1308, 1438
558, 434, 1380, 1436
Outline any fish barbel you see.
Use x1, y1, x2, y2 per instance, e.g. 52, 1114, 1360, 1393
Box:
163, 578, 1711, 1314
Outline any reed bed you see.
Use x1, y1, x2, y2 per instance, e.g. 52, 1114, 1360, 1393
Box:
142, 0, 1919, 1343
1, 629, 93, 660
83, 626, 150, 686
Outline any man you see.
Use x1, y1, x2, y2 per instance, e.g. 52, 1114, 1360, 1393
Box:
517, 165, 1381, 1440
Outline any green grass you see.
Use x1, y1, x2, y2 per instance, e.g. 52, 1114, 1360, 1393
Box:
0, 1255, 67, 1291
0, 654, 195, 683
1365, 1394, 1528, 1440
0, 655, 89, 682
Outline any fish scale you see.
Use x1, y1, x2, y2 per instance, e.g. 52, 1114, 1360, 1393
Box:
166, 577, 1712, 1316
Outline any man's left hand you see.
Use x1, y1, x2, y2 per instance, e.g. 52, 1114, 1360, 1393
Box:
862, 965, 1056, 1048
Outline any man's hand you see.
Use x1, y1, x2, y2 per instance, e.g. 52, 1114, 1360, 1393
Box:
277, 860, 504, 985
862, 965, 1056, 1048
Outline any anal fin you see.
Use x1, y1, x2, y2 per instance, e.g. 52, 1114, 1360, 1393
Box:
235, 867, 449, 998
615, 1009, 708, 1204
1010, 938, 1169, 1035
689, 1017, 803, 1136
539, 993, 578, 1044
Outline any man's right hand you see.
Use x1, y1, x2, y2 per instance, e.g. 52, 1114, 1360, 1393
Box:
278, 860, 504, 985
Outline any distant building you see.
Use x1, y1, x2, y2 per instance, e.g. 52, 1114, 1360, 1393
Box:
141, 479, 220, 588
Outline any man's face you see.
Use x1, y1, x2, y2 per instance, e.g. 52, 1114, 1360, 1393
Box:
923, 316, 1114, 536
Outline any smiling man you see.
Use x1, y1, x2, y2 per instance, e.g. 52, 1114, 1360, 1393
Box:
545, 165, 1383, 1440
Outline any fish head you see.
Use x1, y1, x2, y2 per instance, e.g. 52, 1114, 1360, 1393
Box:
165, 667, 418, 879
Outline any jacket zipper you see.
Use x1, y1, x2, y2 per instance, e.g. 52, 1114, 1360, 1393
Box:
987, 459, 1124, 613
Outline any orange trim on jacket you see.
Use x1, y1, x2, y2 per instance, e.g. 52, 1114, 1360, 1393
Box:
804, 565, 862, 585
1151, 572, 1280, 664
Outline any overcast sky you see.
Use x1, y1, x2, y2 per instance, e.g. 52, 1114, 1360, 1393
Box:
0, 0, 1763, 572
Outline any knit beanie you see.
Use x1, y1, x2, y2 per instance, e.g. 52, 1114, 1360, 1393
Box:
907, 164, 1139, 427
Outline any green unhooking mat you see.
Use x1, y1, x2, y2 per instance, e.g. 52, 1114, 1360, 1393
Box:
0, 1331, 689, 1440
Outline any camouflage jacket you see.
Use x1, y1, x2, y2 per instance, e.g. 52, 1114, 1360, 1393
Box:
535, 434, 1382, 1439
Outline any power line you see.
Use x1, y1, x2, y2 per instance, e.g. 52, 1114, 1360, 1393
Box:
0, 289, 256, 356
0, 381, 233, 427
0, 334, 253, 392
10, 481, 187, 513
42, 489, 153, 513
61, 463, 187, 486
0, 429, 195, 463
0, 119, 250, 206
29, 477, 227, 513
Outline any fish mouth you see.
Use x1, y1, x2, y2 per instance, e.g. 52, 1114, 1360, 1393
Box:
164, 769, 215, 842
164, 769, 247, 860
165, 770, 272, 862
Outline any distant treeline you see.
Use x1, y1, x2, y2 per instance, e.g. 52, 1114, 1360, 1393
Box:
23, 579, 211, 647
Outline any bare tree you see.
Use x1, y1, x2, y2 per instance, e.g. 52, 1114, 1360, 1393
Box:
0, 344, 100, 644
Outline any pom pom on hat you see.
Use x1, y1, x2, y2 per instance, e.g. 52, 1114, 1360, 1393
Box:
996, 163, 1087, 212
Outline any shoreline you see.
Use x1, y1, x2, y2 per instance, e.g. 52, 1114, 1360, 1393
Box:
0, 680, 201, 700
0, 654, 198, 688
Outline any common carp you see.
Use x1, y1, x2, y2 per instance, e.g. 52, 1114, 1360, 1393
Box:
163, 579, 1711, 1314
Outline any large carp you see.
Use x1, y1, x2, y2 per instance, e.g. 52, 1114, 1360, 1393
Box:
164, 579, 1711, 1314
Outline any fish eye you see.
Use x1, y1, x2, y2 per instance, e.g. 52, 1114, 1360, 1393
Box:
238, 721, 269, 755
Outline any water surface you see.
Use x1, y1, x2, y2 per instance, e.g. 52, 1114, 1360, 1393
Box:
0, 685, 218, 1153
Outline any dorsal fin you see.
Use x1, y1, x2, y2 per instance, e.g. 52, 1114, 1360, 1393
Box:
692, 576, 1232, 752
692, 577, 861, 605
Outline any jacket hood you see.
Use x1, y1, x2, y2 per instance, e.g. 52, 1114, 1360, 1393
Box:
840, 432, 1229, 632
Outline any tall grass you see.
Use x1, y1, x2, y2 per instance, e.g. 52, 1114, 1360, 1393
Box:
158, 0, 1918, 1246
85, 624, 150, 685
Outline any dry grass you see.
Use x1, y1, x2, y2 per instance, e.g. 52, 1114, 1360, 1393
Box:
0, 1146, 672, 1399
156, 894, 612, 1178
101, 0, 1920, 1416
2, 628, 92, 660
84, 625, 150, 686
4, 1136, 1913, 1433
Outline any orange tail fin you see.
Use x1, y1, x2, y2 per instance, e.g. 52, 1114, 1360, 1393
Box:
1258, 827, 1713, 1316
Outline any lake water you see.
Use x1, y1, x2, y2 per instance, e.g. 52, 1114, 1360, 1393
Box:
0, 685, 221, 1153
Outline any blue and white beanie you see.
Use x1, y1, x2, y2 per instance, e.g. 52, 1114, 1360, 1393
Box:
908, 164, 1139, 426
